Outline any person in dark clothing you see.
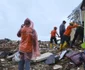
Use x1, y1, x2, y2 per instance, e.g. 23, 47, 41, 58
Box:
71, 24, 84, 47
59, 20, 66, 43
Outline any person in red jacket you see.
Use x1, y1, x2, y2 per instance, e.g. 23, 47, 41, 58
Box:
59, 22, 79, 51
50, 27, 59, 48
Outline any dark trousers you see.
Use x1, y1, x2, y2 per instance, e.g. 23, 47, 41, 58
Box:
60, 34, 63, 44
61, 35, 70, 46
71, 33, 83, 46
50, 37, 57, 44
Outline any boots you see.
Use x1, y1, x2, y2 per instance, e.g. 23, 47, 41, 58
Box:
50, 43, 53, 48
59, 44, 63, 51
59, 41, 67, 51
62, 41, 67, 49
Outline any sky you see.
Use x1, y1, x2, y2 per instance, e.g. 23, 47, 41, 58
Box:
0, 0, 83, 41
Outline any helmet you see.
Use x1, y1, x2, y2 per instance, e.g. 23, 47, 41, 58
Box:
69, 22, 74, 25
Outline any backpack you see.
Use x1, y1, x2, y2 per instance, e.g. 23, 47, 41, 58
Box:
66, 51, 85, 66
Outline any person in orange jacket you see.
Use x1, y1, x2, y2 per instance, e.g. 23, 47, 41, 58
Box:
17, 18, 40, 70
59, 22, 79, 51
50, 27, 59, 48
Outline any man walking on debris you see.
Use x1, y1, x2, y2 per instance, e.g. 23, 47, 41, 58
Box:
59, 22, 79, 51
50, 26, 60, 48
17, 18, 40, 70
59, 20, 66, 43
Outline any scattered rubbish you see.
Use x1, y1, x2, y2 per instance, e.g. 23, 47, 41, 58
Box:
32, 52, 53, 62
0, 51, 9, 58
12, 52, 20, 62
7, 53, 15, 59
0, 59, 5, 62
53, 65, 62, 70
45, 55, 55, 65
0, 38, 84, 70
66, 51, 85, 66
45, 54, 59, 65
59, 50, 67, 60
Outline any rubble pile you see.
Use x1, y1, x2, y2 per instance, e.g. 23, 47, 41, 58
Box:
0, 38, 85, 70
0, 38, 19, 51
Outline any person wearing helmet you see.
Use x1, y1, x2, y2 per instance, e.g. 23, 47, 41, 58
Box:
59, 22, 79, 51
50, 26, 60, 48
